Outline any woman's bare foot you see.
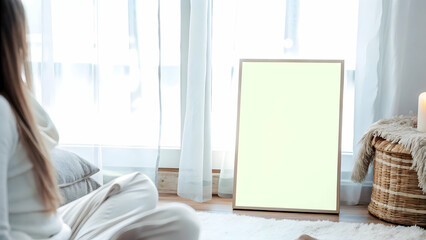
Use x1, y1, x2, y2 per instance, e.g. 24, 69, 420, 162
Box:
297, 234, 318, 240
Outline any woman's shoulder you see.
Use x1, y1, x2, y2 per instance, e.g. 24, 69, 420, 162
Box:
0, 95, 14, 118
0, 95, 17, 131
0, 95, 18, 152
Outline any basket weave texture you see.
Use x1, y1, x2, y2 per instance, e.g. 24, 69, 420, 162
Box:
369, 137, 426, 227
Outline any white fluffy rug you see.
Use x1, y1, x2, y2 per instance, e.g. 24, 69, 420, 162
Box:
197, 212, 426, 240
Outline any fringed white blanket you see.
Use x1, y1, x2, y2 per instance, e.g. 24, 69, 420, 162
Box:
351, 116, 426, 193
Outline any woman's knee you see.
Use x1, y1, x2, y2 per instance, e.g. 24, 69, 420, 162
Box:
163, 203, 200, 238
123, 172, 158, 194
117, 172, 159, 210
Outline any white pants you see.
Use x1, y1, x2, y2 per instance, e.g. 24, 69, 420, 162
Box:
58, 172, 200, 240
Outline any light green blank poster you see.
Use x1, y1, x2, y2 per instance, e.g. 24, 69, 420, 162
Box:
234, 60, 343, 213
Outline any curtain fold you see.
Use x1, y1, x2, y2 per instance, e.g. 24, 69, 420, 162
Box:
212, 0, 239, 199
178, 0, 213, 202
40, 0, 54, 106
353, 0, 426, 203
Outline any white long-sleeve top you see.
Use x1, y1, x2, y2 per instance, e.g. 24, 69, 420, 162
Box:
0, 95, 71, 240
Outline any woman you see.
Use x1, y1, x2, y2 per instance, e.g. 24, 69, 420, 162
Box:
0, 0, 200, 239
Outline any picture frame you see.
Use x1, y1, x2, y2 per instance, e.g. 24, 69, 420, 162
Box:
232, 59, 344, 214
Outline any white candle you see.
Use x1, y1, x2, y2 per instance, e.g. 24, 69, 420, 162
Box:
418, 92, 426, 132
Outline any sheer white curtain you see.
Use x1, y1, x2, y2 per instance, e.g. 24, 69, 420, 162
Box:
353, 0, 426, 203
23, 0, 385, 205
23, 0, 165, 184
178, 0, 213, 202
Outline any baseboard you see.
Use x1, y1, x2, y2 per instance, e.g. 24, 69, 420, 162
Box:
157, 168, 220, 194
158, 168, 373, 205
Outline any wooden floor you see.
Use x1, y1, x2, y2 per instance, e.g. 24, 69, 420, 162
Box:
159, 193, 392, 225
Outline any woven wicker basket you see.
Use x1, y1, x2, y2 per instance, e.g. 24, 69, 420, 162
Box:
369, 137, 426, 227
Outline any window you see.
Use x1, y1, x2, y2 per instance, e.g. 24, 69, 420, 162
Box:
26, 0, 181, 148
24, 0, 359, 171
